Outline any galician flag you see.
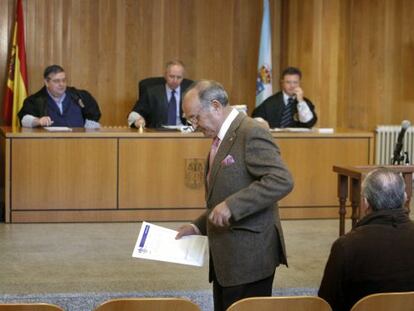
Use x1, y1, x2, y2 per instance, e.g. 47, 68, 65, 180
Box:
3, 0, 28, 128
255, 0, 272, 107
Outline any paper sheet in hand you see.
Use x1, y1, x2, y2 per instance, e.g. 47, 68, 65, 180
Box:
132, 222, 208, 267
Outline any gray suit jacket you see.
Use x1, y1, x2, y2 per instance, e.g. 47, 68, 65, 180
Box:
194, 113, 294, 287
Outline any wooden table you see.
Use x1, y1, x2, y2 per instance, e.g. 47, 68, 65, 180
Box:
333, 165, 414, 236
0, 127, 374, 223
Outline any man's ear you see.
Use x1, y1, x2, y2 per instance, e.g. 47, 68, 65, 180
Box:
363, 197, 373, 215
211, 100, 221, 112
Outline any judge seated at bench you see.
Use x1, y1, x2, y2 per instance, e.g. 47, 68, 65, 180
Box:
252, 66, 317, 129
127, 59, 193, 128
18, 65, 101, 128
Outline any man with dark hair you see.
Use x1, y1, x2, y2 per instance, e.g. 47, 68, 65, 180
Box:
252, 66, 317, 128
318, 168, 414, 311
18, 65, 101, 128
176, 80, 293, 311
128, 59, 192, 128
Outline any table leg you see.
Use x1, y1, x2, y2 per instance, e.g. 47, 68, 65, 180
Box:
350, 177, 361, 228
338, 174, 348, 236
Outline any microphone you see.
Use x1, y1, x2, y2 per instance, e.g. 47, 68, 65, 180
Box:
392, 120, 411, 164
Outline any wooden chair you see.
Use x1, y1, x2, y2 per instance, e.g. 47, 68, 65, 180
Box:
0, 303, 64, 311
93, 297, 201, 311
350, 291, 414, 311
226, 296, 332, 311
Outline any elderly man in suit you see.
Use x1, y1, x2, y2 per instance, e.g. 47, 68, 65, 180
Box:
318, 168, 414, 311
176, 80, 294, 311
128, 59, 192, 128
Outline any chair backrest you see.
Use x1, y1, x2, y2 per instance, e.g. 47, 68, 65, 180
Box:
0, 303, 64, 311
350, 291, 414, 311
93, 297, 201, 311
226, 296, 332, 311
137, 77, 194, 99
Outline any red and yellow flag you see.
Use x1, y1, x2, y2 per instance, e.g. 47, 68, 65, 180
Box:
3, 0, 28, 128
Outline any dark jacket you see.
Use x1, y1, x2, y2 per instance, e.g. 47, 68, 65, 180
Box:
252, 91, 317, 128
17, 86, 101, 125
130, 79, 193, 128
318, 208, 414, 311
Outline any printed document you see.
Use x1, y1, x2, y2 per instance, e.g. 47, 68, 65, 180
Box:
132, 221, 208, 267
43, 126, 72, 132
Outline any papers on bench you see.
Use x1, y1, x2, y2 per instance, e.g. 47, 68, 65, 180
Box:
43, 126, 72, 132
270, 127, 311, 132
132, 221, 208, 267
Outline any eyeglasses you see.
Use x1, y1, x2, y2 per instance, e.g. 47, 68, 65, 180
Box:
48, 78, 66, 84
185, 106, 205, 126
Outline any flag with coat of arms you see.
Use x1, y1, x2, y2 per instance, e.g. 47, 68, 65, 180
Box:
255, 0, 272, 107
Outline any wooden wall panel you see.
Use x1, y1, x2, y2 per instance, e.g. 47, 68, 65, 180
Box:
282, 0, 414, 130
2, 0, 414, 130
0, 0, 282, 125
281, 0, 344, 128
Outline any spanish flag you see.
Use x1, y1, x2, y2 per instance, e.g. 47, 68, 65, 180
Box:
3, 0, 28, 128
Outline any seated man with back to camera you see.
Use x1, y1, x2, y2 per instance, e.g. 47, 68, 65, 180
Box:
252, 66, 317, 129
318, 168, 414, 311
127, 59, 192, 128
18, 65, 101, 128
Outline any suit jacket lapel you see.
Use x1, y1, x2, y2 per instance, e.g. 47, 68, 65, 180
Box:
206, 113, 246, 202
156, 85, 168, 125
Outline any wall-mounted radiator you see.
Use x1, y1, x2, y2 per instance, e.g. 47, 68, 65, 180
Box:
376, 125, 414, 165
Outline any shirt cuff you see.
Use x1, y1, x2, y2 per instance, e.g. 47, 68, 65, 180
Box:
84, 119, 101, 129
190, 224, 201, 235
21, 115, 37, 128
297, 101, 314, 123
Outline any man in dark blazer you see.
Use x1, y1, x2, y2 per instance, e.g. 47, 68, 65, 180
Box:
252, 67, 317, 128
18, 65, 101, 128
318, 168, 414, 311
128, 60, 192, 128
176, 80, 294, 311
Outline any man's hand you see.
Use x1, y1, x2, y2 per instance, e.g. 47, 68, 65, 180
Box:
134, 117, 145, 128
37, 116, 53, 127
175, 224, 199, 239
209, 201, 232, 227
293, 87, 304, 102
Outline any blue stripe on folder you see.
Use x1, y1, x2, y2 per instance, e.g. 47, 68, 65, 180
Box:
139, 225, 150, 248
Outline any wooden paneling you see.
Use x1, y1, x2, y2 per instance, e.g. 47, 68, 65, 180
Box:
11, 138, 117, 210
119, 138, 210, 209
281, 0, 344, 129
277, 136, 372, 206
0, 0, 283, 125
1, 127, 373, 222
281, 0, 414, 130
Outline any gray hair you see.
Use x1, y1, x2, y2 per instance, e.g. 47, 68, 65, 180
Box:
165, 59, 185, 70
187, 80, 229, 108
362, 168, 406, 211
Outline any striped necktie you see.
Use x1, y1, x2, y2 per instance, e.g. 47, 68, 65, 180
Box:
280, 97, 295, 128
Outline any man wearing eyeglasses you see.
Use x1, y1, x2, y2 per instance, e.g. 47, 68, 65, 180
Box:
18, 65, 101, 128
176, 80, 294, 311
252, 66, 317, 129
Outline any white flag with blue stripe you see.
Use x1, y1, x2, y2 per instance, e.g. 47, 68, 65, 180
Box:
256, 0, 273, 107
